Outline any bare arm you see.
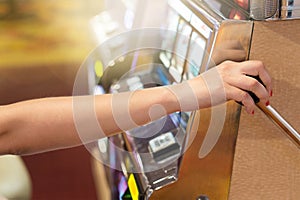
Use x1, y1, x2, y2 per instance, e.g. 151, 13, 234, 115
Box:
0, 86, 181, 155
0, 60, 272, 155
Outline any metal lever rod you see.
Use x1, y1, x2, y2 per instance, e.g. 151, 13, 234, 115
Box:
256, 102, 300, 149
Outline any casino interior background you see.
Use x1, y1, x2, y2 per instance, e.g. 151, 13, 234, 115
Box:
0, 0, 102, 199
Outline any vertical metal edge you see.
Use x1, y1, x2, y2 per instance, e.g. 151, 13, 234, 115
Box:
214, 20, 254, 200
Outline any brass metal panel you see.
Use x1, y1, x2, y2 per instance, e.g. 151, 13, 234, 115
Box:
229, 20, 300, 200
151, 21, 253, 200
151, 102, 241, 200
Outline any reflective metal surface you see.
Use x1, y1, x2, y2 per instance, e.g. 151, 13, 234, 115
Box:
151, 7, 253, 200
192, 0, 300, 20
90, 1, 300, 200
250, 0, 278, 20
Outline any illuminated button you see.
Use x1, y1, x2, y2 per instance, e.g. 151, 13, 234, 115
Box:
94, 60, 104, 78
128, 174, 139, 200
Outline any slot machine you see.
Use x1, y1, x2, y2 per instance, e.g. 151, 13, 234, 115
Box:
79, 0, 300, 199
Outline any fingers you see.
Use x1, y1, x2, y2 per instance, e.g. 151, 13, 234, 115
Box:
226, 86, 255, 114
227, 74, 270, 104
239, 60, 272, 96
217, 60, 272, 114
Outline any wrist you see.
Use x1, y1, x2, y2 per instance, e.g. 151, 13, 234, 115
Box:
187, 76, 213, 109
166, 80, 201, 112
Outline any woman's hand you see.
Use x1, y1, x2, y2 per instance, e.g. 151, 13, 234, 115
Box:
188, 60, 272, 114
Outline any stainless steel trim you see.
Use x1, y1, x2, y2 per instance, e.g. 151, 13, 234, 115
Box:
168, 0, 193, 22
257, 102, 300, 148
250, 0, 279, 20
183, 0, 222, 72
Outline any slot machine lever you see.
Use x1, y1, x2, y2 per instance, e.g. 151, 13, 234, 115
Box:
256, 102, 300, 148
245, 75, 300, 148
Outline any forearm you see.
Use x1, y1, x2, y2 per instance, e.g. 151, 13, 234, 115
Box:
0, 97, 82, 155
0, 85, 182, 155
93, 79, 210, 136
94, 86, 180, 136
